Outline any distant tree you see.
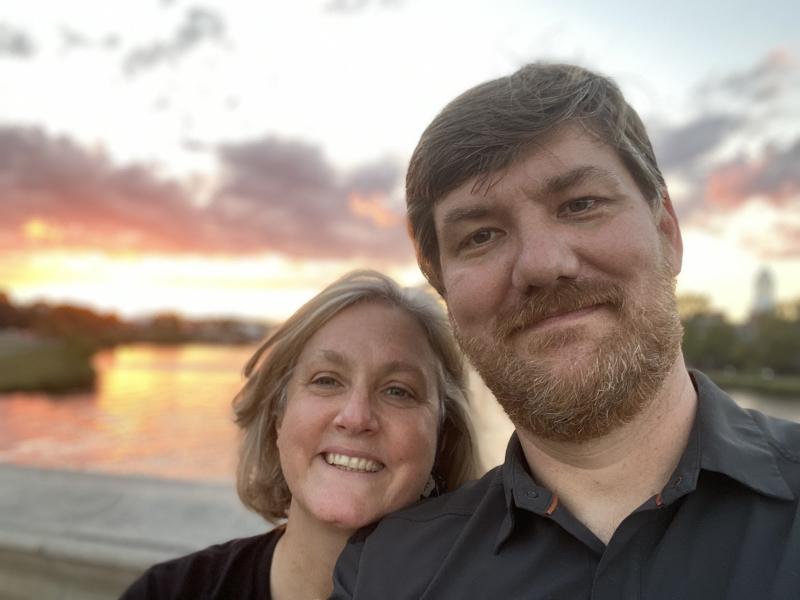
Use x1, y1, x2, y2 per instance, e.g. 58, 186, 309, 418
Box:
28, 303, 126, 348
682, 312, 739, 371
678, 293, 714, 320
746, 313, 800, 375
776, 300, 800, 321
148, 313, 189, 343
0, 292, 33, 329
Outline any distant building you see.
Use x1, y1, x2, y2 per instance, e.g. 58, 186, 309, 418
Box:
751, 267, 776, 317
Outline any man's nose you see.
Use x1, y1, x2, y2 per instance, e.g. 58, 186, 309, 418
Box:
333, 387, 379, 434
510, 218, 580, 292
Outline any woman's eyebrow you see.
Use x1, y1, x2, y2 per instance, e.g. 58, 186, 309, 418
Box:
315, 349, 350, 367
380, 360, 426, 379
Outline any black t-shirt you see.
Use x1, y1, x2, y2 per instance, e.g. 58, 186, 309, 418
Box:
121, 528, 281, 599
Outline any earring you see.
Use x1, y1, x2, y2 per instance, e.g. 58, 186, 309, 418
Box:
422, 474, 436, 498
421, 473, 444, 499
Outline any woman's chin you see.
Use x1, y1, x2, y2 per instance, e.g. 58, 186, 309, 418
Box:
311, 504, 381, 531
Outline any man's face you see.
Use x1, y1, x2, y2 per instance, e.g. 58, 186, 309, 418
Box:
433, 125, 684, 442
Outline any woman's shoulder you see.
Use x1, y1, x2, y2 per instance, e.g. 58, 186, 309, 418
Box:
121, 528, 282, 599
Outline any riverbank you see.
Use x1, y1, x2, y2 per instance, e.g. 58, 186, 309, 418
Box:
0, 332, 95, 394
709, 371, 800, 398
0, 464, 268, 599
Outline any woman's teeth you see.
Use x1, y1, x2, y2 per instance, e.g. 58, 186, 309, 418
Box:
324, 453, 383, 473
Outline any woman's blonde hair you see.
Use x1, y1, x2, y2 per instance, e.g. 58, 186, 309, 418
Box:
233, 269, 479, 522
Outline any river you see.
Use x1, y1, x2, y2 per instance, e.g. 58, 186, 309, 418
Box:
1, 344, 798, 482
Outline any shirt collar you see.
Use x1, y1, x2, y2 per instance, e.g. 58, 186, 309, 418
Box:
496, 432, 555, 551
494, 369, 795, 551
685, 369, 795, 501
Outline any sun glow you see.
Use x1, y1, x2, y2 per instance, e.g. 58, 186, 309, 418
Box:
23, 218, 63, 242
2, 249, 422, 321
347, 192, 403, 228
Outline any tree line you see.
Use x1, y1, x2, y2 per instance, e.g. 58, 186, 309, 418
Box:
680, 294, 800, 376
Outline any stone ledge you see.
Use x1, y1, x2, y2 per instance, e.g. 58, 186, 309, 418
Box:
0, 464, 269, 599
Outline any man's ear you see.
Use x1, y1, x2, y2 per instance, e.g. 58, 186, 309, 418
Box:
657, 191, 683, 276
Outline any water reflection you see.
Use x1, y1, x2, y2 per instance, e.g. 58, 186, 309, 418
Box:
1, 345, 799, 482
0, 344, 256, 482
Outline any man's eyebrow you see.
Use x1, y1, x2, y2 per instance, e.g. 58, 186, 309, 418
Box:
438, 166, 623, 230
541, 165, 622, 195
439, 205, 491, 230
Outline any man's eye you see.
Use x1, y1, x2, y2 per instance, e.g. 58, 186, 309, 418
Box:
461, 228, 499, 249
560, 197, 598, 216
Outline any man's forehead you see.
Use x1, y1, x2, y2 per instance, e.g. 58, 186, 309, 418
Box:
437, 126, 626, 198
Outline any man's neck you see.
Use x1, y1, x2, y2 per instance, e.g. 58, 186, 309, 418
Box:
517, 358, 697, 544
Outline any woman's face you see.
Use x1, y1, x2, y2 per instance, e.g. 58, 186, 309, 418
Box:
277, 300, 441, 530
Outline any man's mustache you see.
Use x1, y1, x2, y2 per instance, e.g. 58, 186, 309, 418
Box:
496, 280, 625, 339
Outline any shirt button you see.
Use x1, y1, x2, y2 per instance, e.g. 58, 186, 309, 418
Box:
527, 490, 539, 498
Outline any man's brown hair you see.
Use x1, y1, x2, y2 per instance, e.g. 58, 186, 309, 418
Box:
406, 62, 665, 294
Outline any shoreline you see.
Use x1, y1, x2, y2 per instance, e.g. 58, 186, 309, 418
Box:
0, 464, 268, 599
708, 371, 800, 399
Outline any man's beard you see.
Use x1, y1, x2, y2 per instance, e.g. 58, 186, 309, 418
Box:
453, 260, 683, 443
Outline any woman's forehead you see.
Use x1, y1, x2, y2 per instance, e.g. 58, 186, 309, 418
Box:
297, 302, 439, 374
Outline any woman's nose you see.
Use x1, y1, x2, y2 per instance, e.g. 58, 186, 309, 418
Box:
332, 387, 379, 434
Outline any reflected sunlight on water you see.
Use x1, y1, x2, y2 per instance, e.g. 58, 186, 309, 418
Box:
0, 344, 257, 482
1, 344, 799, 482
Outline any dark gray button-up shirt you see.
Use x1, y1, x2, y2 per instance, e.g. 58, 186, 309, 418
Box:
332, 371, 800, 599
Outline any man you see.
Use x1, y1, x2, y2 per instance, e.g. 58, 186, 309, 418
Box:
331, 63, 800, 599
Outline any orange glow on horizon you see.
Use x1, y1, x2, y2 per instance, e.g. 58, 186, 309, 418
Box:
23, 218, 63, 242
1, 248, 424, 321
347, 192, 402, 228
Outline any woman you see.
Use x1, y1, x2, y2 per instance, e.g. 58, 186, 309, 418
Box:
122, 270, 479, 599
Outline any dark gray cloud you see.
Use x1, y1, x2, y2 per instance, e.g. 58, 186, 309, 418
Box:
0, 126, 215, 253
0, 22, 35, 58
60, 28, 120, 52
344, 159, 401, 195
122, 6, 226, 76
655, 50, 799, 181
60, 28, 90, 49
0, 126, 413, 263
647, 51, 800, 258
703, 139, 800, 210
324, 0, 404, 14
211, 136, 411, 261
702, 50, 796, 103
652, 114, 742, 173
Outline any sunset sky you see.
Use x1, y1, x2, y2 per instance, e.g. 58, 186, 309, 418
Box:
1, 0, 799, 322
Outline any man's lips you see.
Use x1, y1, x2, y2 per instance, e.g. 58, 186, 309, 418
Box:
511, 303, 605, 334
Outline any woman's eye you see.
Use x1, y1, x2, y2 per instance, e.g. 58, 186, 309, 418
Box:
310, 375, 339, 387
561, 197, 598, 216
384, 385, 415, 401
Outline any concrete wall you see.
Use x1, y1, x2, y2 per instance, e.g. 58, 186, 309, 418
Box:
0, 465, 268, 599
